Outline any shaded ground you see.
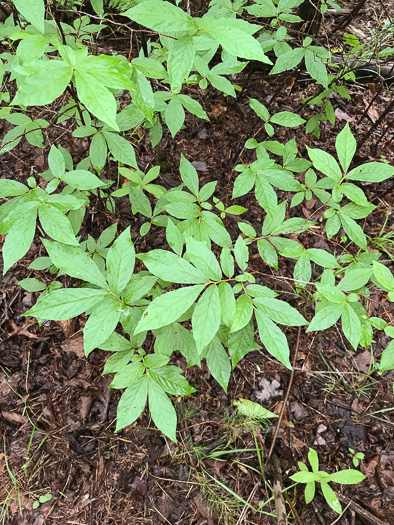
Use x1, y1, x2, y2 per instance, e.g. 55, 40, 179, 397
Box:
1, 1, 394, 524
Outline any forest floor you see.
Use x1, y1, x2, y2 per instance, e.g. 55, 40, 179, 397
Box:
1, 1, 394, 524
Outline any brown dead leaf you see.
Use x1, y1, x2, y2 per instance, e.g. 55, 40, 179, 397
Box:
367, 106, 379, 123
61, 333, 85, 358
129, 476, 146, 500
305, 197, 316, 210
355, 350, 372, 374
55, 319, 74, 338
379, 469, 394, 488
362, 455, 379, 479
1, 410, 28, 425
335, 108, 352, 122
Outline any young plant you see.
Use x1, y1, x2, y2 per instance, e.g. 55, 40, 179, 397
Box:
349, 448, 365, 468
290, 448, 366, 514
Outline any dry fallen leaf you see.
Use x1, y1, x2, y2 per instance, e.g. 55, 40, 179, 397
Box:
61, 333, 85, 358
55, 319, 74, 338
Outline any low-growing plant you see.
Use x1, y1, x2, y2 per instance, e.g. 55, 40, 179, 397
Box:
1, 0, 393, 485
290, 448, 366, 514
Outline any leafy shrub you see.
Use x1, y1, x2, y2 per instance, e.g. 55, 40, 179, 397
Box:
0, 0, 393, 446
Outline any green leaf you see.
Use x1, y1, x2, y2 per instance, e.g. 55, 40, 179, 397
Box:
373, 261, 394, 290
305, 482, 316, 504
306, 305, 344, 332
99, 332, 134, 353
229, 320, 260, 368
180, 153, 199, 196
84, 295, 122, 355
132, 57, 167, 79
233, 398, 277, 420
316, 283, 347, 304
293, 252, 311, 287
38, 204, 78, 246
307, 147, 342, 181
169, 323, 200, 366
245, 1, 276, 17
338, 268, 372, 291
220, 247, 234, 278
325, 214, 341, 238
0, 180, 27, 198
255, 176, 277, 215
234, 236, 249, 271
115, 376, 148, 431
270, 47, 305, 75
290, 471, 317, 483
249, 98, 270, 121
255, 309, 292, 369
18, 278, 46, 292
253, 297, 307, 326
305, 50, 328, 88
43, 240, 107, 289
13, 61, 72, 107
341, 303, 361, 350
129, 186, 152, 218
165, 98, 185, 138
75, 69, 119, 131
148, 380, 177, 442
3, 206, 37, 274
308, 448, 319, 473
208, 73, 236, 97
339, 213, 367, 250
200, 20, 271, 63
205, 337, 231, 392
48, 145, 66, 179
192, 284, 221, 354
233, 168, 256, 198
123, 0, 198, 33
138, 250, 207, 284
177, 94, 208, 120
103, 131, 137, 168
62, 170, 104, 190
341, 183, 369, 207
149, 365, 195, 395
25, 288, 107, 320
346, 162, 394, 183
335, 123, 356, 173
14, 0, 45, 33
257, 239, 278, 269
230, 294, 253, 333
168, 36, 196, 94
320, 482, 342, 514
135, 285, 205, 333
91, 0, 104, 16
379, 340, 394, 372
186, 237, 222, 281
122, 274, 157, 303
218, 282, 235, 328
328, 470, 366, 485
306, 248, 339, 268
166, 219, 184, 256
111, 361, 145, 388
107, 227, 135, 295
270, 112, 306, 127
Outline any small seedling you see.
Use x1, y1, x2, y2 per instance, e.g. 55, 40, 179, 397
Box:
290, 448, 366, 514
349, 448, 365, 468
32, 493, 52, 510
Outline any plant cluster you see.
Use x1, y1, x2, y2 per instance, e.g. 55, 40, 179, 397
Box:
0, 0, 393, 514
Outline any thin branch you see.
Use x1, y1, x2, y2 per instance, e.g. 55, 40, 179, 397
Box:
265, 327, 302, 465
